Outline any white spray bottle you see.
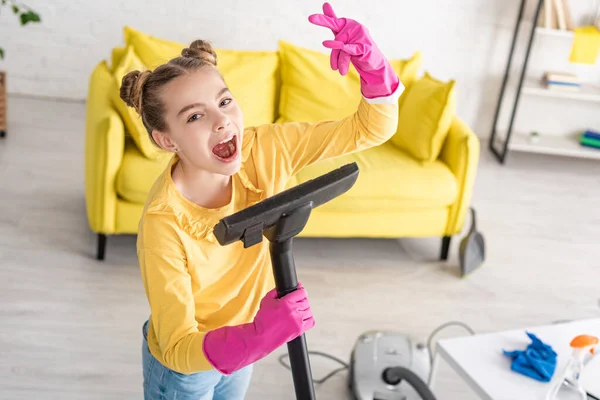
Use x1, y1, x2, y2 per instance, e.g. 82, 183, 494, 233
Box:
546, 334, 598, 400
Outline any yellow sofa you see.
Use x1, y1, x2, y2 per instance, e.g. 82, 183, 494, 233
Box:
85, 27, 480, 261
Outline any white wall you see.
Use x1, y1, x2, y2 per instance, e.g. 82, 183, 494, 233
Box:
1, 0, 599, 138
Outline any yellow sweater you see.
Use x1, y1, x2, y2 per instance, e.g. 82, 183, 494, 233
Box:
137, 93, 400, 374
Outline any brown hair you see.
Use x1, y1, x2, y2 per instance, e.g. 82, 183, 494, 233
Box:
119, 39, 218, 145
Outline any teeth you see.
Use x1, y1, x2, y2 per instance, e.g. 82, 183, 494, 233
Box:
218, 135, 234, 145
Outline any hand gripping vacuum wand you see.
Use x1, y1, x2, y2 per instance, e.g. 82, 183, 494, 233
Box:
213, 162, 360, 400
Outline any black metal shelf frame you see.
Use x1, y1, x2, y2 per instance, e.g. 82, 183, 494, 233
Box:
489, 0, 545, 164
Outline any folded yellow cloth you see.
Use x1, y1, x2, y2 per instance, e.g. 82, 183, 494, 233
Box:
569, 26, 600, 64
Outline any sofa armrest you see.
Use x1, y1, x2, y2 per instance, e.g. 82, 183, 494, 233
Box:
439, 116, 480, 235
84, 108, 125, 234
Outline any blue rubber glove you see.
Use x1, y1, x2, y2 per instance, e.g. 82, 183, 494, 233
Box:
503, 331, 557, 382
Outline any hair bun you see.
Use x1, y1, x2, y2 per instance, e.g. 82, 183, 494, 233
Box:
181, 40, 217, 66
119, 70, 151, 113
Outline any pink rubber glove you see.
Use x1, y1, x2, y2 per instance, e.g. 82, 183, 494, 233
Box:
202, 282, 315, 375
309, 2, 400, 99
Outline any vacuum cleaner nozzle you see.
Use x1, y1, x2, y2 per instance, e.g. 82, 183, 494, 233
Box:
213, 162, 359, 248
212, 162, 361, 400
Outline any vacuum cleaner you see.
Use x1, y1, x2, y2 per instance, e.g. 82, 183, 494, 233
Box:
348, 331, 436, 400
213, 162, 437, 400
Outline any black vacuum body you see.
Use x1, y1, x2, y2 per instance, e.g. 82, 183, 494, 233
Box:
213, 162, 360, 400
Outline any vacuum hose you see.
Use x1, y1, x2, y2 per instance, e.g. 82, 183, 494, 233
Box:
381, 367, 438, 400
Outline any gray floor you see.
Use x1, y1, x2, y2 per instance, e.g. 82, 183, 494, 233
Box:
1, 95, 599, 400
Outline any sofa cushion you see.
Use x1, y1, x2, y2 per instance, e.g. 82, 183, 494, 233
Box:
291, 143, 458, 212
110, 45, 166, 160
123, 26, 183, 69
276, 40, 422, 124
116, 139, 172, 204
111, 46, 127, 71
123, 26, 280, 128
391, 72, 456, 163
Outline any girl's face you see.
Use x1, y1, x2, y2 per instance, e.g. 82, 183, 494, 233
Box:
153, 66, 244, 177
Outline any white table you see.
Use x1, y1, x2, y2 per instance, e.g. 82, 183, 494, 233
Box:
429, 318, 600, 400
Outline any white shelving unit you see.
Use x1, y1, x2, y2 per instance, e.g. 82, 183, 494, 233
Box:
509, 73, 600, 159
498, 131, 600, 160
489, 0, 600, 164
534, 26, 574, 38
522, 78, 600, 103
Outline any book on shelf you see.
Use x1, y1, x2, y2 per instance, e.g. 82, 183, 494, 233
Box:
542, 71, 581, 91
583, 129, 600, 140
580, 130, 600, 150
544, 71, 579, 83
539, 0, 574, 31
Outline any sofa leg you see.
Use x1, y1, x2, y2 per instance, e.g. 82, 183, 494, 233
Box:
97, 234, 106, 261
440, 236, 451, 261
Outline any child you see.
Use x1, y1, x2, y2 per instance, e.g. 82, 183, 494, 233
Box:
121, 3, 403, 399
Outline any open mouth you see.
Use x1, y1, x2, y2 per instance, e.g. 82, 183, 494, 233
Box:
211, 134, 238, 162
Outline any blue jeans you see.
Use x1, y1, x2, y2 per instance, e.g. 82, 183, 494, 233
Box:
142, 320, 253, 400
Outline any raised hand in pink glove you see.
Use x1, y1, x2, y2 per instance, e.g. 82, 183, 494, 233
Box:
309, 2, 400, 99
202, 282, 315, 375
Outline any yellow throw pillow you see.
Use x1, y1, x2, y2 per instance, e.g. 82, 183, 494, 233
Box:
395, 51, 422, 88
391, 72, 456, 163
214, 49, 280, 126
111, 45, 163, 159
124, 26, 183, 69
396, 51, 422, 112
123, 26, 279, 127
276, 40, 421, 123
110, 47, 127, 72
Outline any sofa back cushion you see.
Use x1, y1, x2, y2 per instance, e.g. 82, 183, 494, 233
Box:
111, 45, 165, 160
122, 26, 279, 129
390, 72, 456, 163
276, 40, 422, 124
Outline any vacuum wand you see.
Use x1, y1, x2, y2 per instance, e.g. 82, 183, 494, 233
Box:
213, 163, 360, 400
266, 203, 315, 400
